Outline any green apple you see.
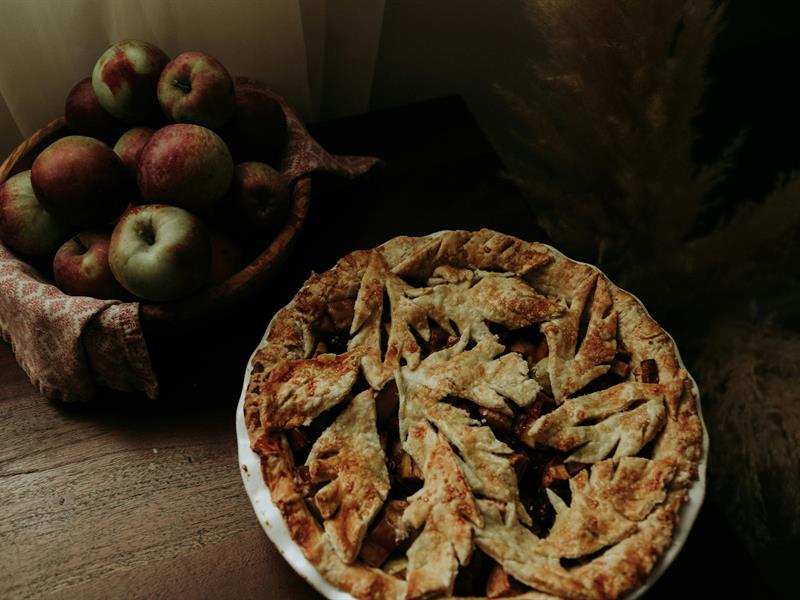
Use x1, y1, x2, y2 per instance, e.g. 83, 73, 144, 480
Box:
109, 204, 211, 301
0, 170, 71, 256
92, 39, 169, 123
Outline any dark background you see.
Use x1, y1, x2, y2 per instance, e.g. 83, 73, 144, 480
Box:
694, 0, 800, 236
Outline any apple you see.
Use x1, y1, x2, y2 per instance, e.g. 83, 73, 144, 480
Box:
223, 162, 289, 237
53, 230, 127, 299
207, 229, 243, 285
64, 77, 126, 144
31, 135, 131, 228
220, 78, 287, 167
0, 170, 71, 256
92, 39, 169, 123
157, 52, 235, 129
137, 124, 233, 212
114, 126, 155, 174
109, 204, 211, 301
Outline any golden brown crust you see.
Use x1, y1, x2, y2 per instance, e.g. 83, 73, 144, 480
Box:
254, 433, 406, 600
244, 229, 703, 600
522, 383, 668, 462
403, 432, 481, 598
260, 348, 364, 430
306, 389, 391, 563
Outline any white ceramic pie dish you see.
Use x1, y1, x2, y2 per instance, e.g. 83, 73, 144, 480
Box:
236, 237, 709, 600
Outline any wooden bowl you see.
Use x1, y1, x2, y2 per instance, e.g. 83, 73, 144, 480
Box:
0, 117, 311, 335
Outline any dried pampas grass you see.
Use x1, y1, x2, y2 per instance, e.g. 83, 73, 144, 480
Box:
503, 0, 800, 586
696, 320, 800, 589
503, 0, 724, 274
503, 0, 800, 327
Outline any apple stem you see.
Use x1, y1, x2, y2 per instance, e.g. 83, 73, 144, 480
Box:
173, 78, 192, 93
136, 221, 157, 246
72, 235, 87, 254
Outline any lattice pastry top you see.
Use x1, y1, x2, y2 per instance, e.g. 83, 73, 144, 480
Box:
244, 229, 703, 600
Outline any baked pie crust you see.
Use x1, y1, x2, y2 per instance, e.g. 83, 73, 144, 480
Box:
243, 229, 704, 600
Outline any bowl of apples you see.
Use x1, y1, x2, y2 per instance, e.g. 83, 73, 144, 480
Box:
0, 40, 342, 396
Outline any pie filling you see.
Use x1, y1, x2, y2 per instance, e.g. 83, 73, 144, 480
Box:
247, 233, 700, 600
292, 321, 656, 592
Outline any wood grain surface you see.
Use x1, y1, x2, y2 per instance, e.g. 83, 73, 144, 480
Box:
0, 338, 320, 600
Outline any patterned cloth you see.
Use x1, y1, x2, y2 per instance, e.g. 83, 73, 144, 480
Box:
0, 87, 379, 402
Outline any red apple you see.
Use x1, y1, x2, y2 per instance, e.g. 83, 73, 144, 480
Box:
92, 39, 169, 123
137, 124, 233, 212
31, 136, 131, 228
64, 77, 126, 144
208, 229, 243, 285
157, 52, 235, 129
0, 170, 71, 256
109, 204, 211, 301
223, 162, 289, 237
220, 78, 287, 167
113, 126, 156, 174
53, 230, 127, 299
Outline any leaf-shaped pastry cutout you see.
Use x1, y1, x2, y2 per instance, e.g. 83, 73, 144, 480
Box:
403, 432, 481, 599
306, 389, 390, 563
588, 457, 676, 521
476, 457, 676, 598
399, 337, 535, 477
539, 468, 638, 560
349, 252, 387, 389
542, 273, 618, 402
245, 307, 315, 442
426, 265, 476, 286
349, 303, 385, 390
259, 349, 363, 430
396, 366, 437, 470
464, 229, 553, 275
404, 522, 457, 600
350, 252, 560, 395
473, 500, 587, 599
392, 230, 471, 279
425, 402, 532, 525
351, 250, 386, 335
411, 275, 563, 343
385, 275, 429, 370
348, 251, 431, 388
521, 382, 668, 463
412, 337, 541, 415
467, 275, 564, 330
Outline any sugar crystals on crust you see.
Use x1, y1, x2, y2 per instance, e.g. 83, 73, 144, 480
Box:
245, 229, 703, 600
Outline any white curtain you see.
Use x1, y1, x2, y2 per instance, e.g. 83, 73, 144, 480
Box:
0, 0, 387, 157
0, 0, 543, 167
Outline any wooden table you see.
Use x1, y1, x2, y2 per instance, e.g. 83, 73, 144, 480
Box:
0, 97, 765, 599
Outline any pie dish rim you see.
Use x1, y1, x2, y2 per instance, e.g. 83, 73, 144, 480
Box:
236, 232, 709, 600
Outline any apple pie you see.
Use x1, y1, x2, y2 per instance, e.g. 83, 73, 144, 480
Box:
243, 229, 704, 600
